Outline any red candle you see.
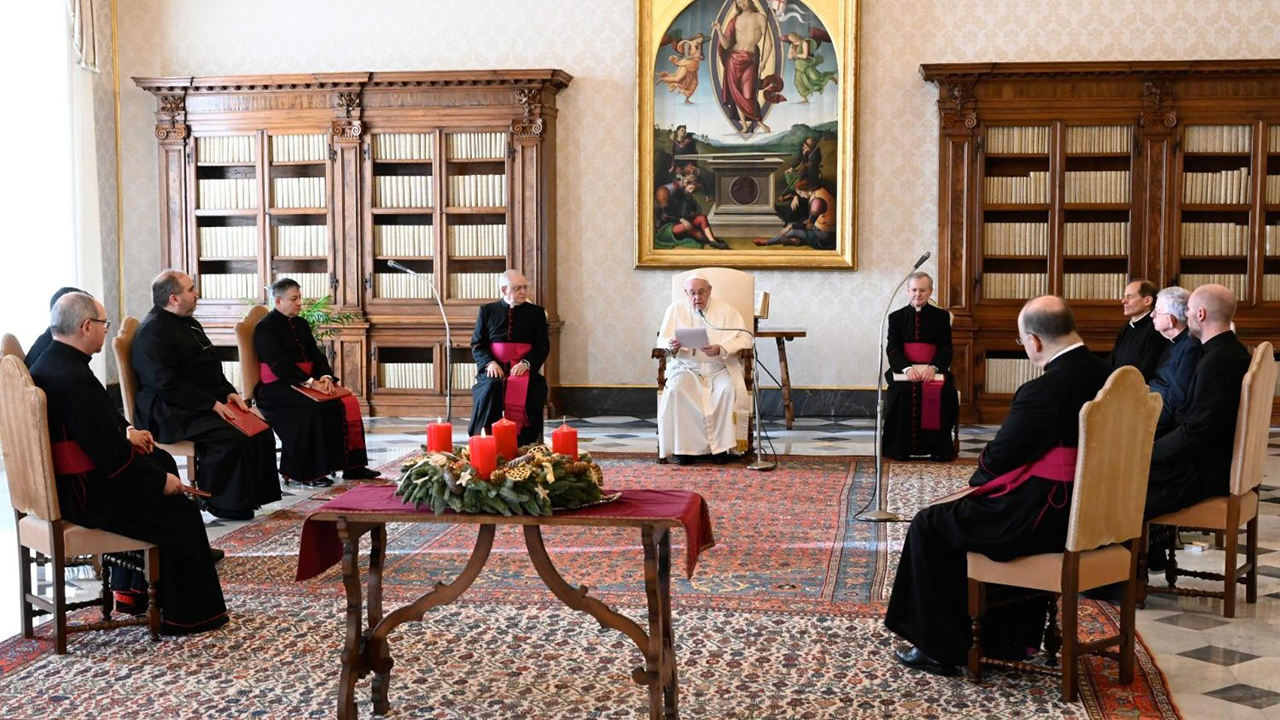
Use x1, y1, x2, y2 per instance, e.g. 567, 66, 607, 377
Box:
469, 431, 497, 480
427, 417, 452, 453
551, 419, 578, 459
492, 415, 518, 462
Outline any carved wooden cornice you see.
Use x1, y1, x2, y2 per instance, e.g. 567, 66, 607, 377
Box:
920, 59, 1280, 82
331, 119, 363, 142
511, 87, 545, 138
336, 91, 360, 118
1140, 80, 1178, 128
134, 70, 573, 96
937, 79, 978, 134
154, 93, 188, 144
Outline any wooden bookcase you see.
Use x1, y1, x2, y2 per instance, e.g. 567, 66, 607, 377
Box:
920, 61, 1280, 423
135, 70, 571, 419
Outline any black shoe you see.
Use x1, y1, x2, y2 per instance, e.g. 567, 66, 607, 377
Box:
342, 467, 383, 480
709, 240, 730, 250
711, 452, 733, 465
298, 476, 335, 487
894, 645, 958, 676
210, 548, 226, 564
204, 504, 253, 521
674, 455, 697, 466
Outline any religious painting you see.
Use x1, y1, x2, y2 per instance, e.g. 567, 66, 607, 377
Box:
637, 0, 858, 269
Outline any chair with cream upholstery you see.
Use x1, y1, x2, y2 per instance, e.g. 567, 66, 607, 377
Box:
233, 304, 270, 399
651, 267, 755, 461
0, 355, 160, 654
1139, 342, 1276, 618
966, 366, 1161, 702
112, 317, 198, 484
1, 333, 25, 363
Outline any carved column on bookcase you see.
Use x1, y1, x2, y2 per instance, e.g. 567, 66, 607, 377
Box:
331, 89, 365, 311
154, 93, 190, 271
1138, 81, 1178, 285
936, 79, 979, 312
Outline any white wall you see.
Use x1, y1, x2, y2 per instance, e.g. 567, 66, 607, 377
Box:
115, 0, 1280, 389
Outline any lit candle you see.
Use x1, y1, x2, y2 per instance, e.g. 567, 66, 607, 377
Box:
427, 417, 452, 453
492, 415, 518, 462
551, 418, 578, 460
469, 430, 497, 480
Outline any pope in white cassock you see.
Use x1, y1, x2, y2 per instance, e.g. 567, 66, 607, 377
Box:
655, 274, 752, 465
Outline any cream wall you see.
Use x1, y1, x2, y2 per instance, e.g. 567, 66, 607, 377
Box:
115, 0, 1280, 390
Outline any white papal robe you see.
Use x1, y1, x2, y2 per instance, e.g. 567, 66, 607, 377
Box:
655, 297, 752, 459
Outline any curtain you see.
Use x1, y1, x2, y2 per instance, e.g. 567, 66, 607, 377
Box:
68, 0, 100, 72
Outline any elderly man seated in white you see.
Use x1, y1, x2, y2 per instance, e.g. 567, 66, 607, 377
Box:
655, 273, 752, 465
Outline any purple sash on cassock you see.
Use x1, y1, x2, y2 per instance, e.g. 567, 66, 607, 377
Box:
491, 342, 532, 432
973, 446, 1078, 528
903, 342, 943, 430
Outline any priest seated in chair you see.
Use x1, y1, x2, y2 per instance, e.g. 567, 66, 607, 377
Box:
252, 278, 380, 487
881, 271, 958, 461
655, 273, 751, 466
468, 269, 550, 447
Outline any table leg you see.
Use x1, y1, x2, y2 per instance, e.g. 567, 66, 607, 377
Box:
368, 524, 389, 715
657, 528, 678, 718
641, 525, 678, 719
336, 518, 370, 720
776, 337, 794, 429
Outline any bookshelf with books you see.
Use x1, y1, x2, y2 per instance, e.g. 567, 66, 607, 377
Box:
137, 70, 572, 419
922, 60, 1280, 422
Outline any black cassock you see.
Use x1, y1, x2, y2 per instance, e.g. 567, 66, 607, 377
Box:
1146, 331, 1251, 518
253, 309, 368, 482
468, 300, 550, 446
1109, 313, 1165, 382
882, 304, 958, 460
885, 346, 1110, 666
30, 340, 228, 635
1148, 328, 1203, 438
23, 327, 54, 368
131, 308, 280, 515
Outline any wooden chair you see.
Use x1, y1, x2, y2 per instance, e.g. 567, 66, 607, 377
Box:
234, 305, 270, 399
1139, 341, 1276, 618
651, 267, 755, 461
1, 333, 25, 363
0, 356, 161, 654
966, 366, 1161, 702
111, 317, 197, 483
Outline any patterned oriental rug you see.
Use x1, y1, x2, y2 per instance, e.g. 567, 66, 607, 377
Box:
0, 455, 1179, 719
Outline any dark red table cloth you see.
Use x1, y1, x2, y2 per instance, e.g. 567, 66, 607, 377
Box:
295, 484, 715, 582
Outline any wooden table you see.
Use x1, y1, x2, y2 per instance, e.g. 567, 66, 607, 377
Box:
296, 485, 713, 720
754, 327, 807, 429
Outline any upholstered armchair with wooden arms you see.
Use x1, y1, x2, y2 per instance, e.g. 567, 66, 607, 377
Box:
1139, 341, 1276, 617
966, 366, 1162, 702
111, 317, 198, 483
0, 356, 161, 654
652, 267, 755, 461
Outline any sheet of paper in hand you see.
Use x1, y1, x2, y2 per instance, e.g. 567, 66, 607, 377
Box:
674, 327, 711, 349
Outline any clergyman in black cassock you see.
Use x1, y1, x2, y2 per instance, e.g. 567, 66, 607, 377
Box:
886, 297, 1110, 672
882, 290, 958, 460
1109, 280, 1165, 381
1148, 327, 1202, 438
131, 272, 280, 519
31, 296, 227, 635
23, 286, 87, 368
468, 271, 550, 447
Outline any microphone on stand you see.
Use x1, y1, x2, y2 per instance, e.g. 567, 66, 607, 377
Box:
387, 261, 453, 422
912, 251, 931, 270
693, 307, 774, 471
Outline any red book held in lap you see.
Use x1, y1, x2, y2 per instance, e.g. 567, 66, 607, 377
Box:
225, 404, 271, 437
292, 384, 353, 402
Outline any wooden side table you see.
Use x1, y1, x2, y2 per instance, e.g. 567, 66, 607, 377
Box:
754, 327, 806, 429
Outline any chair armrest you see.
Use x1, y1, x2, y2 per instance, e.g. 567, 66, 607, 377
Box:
737, 348, 753, 388
651, 348, 668, 389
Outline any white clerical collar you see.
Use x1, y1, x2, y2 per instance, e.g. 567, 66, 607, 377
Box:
1047, 341, 1084, 365
1128, 310, 1150, 327
502, 299, 522, 308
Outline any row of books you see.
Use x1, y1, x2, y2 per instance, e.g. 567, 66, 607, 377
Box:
1184, 125, 1252, 154
452, 363, 478, 390
1265, 275, 1280, 302
985, 358, 1044, 395
374, 175, 433, 208
274, 225, 328, 257
197, 136, 254, 164
276, 273, 328, 299
448, 223, 507, 257
446, 132, 506, 160
986, 126, 1050, 155
982, 273, 1047, 300
199, 226, 257, 259
1179, 273, 1248, 299
374, 225, 434, 257
984, 172, 1049, 204
380, 362, 434, 390
1267, 175, 1280, 204
374, 273, 435, 299
447, 174, 506, 208
1181, 222, 1250, 256
200, 273, 260, 300
198, 179, 258, 210
372, 133, 433, 161
270, 134, 327, 163
982, 222, 1047, 256
1269, 225, 1280, 256
272, 178, 326, 209
1065, 125, 1131, 155
1064, 171, 1130, 204
1063, 222, 1129, 256
221, 361, 242, 390
1062, 273, 1126, 301
1183, 169, 1251, 205
448, 272, 501, 300
1273, 126, 1280, 153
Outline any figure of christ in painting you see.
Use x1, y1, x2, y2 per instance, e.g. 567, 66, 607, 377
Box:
714, 0, 780, 134
656, 35, 706, 104
655, 173, 730, 250
753, 179, 835, 249
785, 29, 837, 102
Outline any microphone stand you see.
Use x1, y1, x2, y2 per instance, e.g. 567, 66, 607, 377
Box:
387, 261, 452, 422
696, 308, 775, 471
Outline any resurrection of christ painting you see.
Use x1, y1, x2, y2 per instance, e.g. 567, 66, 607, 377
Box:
636, 0, 857, 268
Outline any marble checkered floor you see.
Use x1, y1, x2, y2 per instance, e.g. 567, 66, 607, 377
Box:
3, 418, 1280, 717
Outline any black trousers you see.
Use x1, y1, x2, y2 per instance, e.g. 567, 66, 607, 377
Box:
184, 414, 281, 513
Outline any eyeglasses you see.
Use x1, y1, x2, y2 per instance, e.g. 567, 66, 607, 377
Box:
506, 284, 529, 292
88, 318, 112, 330
685, 288, 711, 297
1014, 336, 1024, 346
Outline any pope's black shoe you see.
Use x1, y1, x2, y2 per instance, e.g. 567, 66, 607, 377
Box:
894, 645, 958, 676
674, 455, 697, 466
343, 467, 383, 480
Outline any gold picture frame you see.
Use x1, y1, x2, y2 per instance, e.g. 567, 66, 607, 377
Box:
636, 0, 858, 269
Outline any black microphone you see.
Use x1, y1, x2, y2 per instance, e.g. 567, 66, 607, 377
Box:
912, 251, 931, 270
387, 260, 412, 274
